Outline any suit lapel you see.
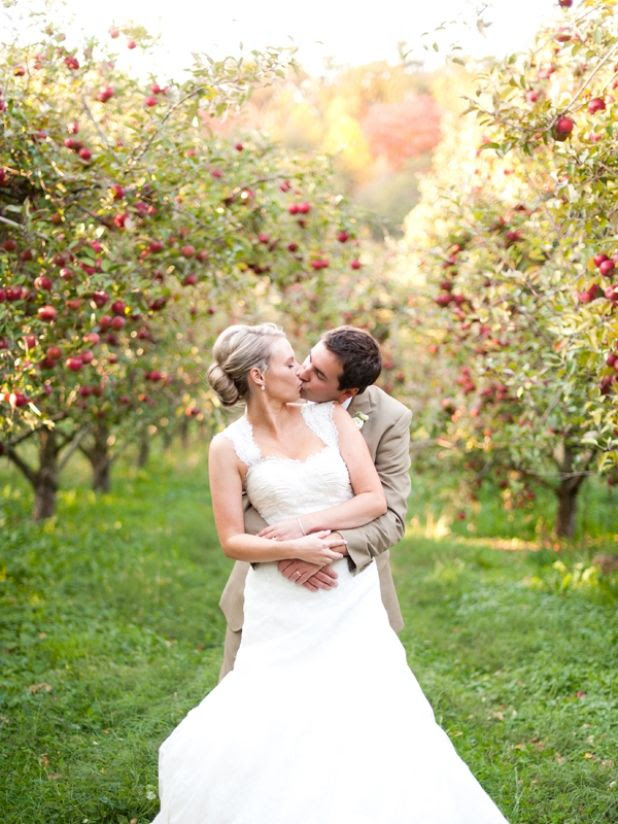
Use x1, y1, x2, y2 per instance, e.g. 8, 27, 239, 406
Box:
347, 386, 375, 418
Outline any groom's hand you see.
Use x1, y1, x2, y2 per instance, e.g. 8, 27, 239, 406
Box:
278, 533, 347, 591
278, 560, 338, 591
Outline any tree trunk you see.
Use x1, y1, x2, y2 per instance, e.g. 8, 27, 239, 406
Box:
555, 476, 586, 538
179, 416, 189, 448
88, 421, 112, 493
137, 429, 150, 468
33, 429, 58, 521
552, 442, 590, 538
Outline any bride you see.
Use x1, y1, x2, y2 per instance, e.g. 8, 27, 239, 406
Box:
151, 322, 509, 824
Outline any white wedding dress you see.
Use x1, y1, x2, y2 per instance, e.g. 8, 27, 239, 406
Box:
152, 402, 509, 823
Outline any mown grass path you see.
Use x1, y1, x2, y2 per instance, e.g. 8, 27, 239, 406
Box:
1, 450, 616, 823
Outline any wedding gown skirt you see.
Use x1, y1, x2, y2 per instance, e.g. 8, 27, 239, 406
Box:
152, 403, 509, 823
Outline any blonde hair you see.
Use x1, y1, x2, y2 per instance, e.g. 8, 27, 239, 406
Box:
207, 323, 286, 406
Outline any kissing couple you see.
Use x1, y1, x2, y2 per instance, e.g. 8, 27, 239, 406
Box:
151, 323, 509, 823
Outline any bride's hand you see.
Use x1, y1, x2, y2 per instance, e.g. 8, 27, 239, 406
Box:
259, 518, 305, 541
289, 532, 344, 567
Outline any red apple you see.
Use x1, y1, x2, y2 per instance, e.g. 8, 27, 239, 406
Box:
97, 86, 114, 103
337, 231, 350, 243
92, 291, 109, 308
111, 184, 125, 200
40, 356, 57, 370
552, 115, 574, 141
148, 240, 164, 253
80, 350, 94, 364
34, 275, 53, 291
600, 375, 614, 395
9, 391, 29, 408
588, 97, 606, 114
47, 346, 62, 360
111, 300, 126, 315
78, 147, 92, 162
64, 137, 82, 151
38, 305, 57, 321
599, 259, 615, 277
181, 245, 195, 258
605, 286, 618, 303
183, 273, 198, 286
145, 95, 157, 107
350, 259, 362, 270
66, 298, 82, 310
66, 356, 83, 372
111, 315, 125, 330
64, 56, 80, 70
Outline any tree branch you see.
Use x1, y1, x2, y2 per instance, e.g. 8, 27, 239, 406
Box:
566, 43, 618, 112
131, 87, 204, 165
5, 447, 36, 485
57, 428, 88, 472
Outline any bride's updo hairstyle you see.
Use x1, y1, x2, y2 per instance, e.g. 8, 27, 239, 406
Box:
207, 322, 286, 406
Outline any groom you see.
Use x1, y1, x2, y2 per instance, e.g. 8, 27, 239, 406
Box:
218, 325, 412, 679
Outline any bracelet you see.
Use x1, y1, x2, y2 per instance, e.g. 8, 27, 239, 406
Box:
297, 517, 306, 536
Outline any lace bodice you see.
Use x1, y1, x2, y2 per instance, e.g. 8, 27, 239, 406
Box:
221, 402, 352, 523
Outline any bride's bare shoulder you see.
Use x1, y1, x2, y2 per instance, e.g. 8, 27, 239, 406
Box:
209, 430, 237, 456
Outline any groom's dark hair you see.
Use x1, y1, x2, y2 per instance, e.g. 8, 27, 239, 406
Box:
322, 326, 382, 395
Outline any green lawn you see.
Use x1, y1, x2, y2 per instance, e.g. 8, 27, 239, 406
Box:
1, 448, 617, 823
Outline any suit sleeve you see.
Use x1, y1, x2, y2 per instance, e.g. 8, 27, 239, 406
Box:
341, 407, 411, 573
243, 496, 268, 535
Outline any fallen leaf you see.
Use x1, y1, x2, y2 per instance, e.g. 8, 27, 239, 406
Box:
28, 682, 52, 694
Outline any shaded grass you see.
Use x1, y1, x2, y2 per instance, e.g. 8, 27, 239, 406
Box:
1, 450, 617, 823
407, 467, 618, 544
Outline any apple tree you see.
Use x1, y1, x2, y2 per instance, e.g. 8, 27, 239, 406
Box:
400, 0, 617, 536
0, 19, 366, 517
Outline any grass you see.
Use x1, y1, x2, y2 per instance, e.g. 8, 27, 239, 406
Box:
1, 447, 617, 823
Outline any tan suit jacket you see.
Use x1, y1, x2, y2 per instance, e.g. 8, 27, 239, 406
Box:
218, 385, 412, 634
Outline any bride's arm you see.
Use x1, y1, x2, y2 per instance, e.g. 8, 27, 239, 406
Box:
260, 404, 387, 540
208, 434, 344, 565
